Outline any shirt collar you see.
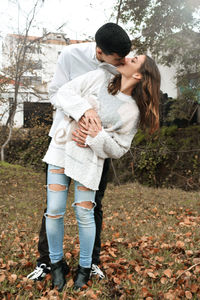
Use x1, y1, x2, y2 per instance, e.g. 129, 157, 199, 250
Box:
90, 42, 119, 75
98, 63, 119, 75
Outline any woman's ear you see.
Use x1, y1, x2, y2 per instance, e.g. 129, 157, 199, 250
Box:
132, 73, 142, 80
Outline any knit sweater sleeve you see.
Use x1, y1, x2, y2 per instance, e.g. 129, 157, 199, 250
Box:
86, 110, 139, 159
53, 69, 105, 122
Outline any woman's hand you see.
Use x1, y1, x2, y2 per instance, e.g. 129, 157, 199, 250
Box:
72, 116, 102, 147
80, 118, 102, 138
72, 128, 88, 147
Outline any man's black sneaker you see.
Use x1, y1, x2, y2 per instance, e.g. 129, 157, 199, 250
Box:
27, 263, 51, 281
90, 264, 105, 279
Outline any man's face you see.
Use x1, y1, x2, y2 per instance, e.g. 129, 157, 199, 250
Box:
96, 48, 126, 66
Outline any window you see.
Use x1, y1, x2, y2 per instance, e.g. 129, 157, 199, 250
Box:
21, 76, 42, 86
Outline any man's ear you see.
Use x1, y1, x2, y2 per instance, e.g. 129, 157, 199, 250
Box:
96, 47, 103, 55
132, 73, 142, 80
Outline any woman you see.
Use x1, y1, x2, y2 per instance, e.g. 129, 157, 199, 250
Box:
43, 55, 161, 291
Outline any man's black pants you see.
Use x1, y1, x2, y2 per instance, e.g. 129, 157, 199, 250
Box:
37, 159, 110, 266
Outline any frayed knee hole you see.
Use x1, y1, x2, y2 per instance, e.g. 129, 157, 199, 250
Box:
46, 214, 62, 219
77, 186, 91, 191
49, 184, 67, 191
50, 168, 65, 174
75, 201, 94, 209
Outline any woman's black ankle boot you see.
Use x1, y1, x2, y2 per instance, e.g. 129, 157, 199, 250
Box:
74, 265, 91, 290
51, 258, 69, 292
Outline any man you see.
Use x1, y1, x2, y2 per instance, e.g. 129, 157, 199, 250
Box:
27, 22, 131, 281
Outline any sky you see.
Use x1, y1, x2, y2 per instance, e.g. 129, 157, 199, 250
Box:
0, 0, 119, 40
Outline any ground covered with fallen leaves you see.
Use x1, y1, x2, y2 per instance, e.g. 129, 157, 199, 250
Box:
0, 162, 200, 299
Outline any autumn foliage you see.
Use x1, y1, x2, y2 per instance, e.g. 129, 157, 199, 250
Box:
0, 162, 200, 299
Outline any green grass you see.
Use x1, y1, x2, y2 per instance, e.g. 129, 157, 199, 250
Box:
0, 162, 200, 299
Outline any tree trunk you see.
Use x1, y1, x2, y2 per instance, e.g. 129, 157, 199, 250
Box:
1, 125, 13, 161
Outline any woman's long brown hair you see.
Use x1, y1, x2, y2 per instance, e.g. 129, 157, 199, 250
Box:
107, 55, 161, 134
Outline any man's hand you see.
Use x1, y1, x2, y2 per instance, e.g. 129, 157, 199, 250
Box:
84, 109, 101, 128
72, 116, 88, 147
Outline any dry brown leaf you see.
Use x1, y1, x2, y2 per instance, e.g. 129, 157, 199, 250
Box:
161, 243, 171, 249
7, 260, 17, 267
100, 255, 110, 262
0, 273, 6, 282
24, 284, 33, 291
135, 265, 141, 273
168, 211, 176, 215
108, 249, 117, 257
141, 287, 149, 297
164, 269, 172, 278
147, 272, 157, 279
87, 280, 92, 287
47, 289, 59, 296
195, 265, 200, 273
104, 241, 111, 247
185, 291, 193, 299
112, 232, 120, 238
113, 276, 121, 284
119, 295, 126, 300
66, 278, 74, 288
185, 250, 193, 256
176, 240, 185, 248
193, 258, 200, 264
71, 249, 79, 257
155, 256, 164, 262
10, 274, 17, 282
191, 284, 198, 293
164, 292, 175, 300
36, 282, 44, 291
85, 289, 98, 299
184, 271, 192, 277
65, 252, 72, 260
106, 268, 114, 275
160, 277, 168, 284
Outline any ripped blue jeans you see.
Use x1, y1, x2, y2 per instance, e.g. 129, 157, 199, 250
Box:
45, 164, 96, 268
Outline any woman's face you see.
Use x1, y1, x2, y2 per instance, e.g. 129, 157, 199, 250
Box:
117, 55, 146, 78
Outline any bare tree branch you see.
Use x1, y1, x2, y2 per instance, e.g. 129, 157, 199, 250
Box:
116, 0, 123, 24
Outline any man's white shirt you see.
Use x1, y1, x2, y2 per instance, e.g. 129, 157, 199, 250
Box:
48, 42, 118, 137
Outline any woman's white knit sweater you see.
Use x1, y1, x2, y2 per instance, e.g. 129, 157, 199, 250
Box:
43, 67, 140, 190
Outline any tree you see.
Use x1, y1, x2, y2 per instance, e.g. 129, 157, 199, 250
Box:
114, 0, 200, 64
114, 0, 200, 124
0, 0, 66, 161
0, 0, 44, 160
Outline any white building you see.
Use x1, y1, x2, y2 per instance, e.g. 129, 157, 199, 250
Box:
0, 32, 189, 128
0, 33, 83, 127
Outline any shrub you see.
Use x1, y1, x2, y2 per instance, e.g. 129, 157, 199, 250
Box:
110, 126, 200, 190
1, 125, 200, 190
